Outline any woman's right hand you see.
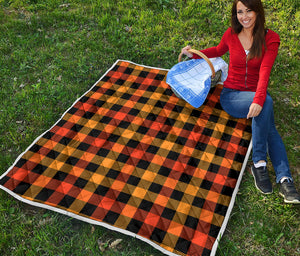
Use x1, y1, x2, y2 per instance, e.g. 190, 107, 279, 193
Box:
181, 45, 193, 58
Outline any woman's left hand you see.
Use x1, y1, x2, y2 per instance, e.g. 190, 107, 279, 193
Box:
247, 103, 262, 119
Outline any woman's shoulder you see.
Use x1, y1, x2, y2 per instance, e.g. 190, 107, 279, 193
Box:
265, 29, 280, 43
222, 27, 235, 39
225, 27, 234, 34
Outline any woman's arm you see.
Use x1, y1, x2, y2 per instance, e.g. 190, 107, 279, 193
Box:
252, 41, 280, 107
248, 31, 280, 118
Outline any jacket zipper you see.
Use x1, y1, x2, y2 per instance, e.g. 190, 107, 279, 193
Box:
245, 59, 248, 88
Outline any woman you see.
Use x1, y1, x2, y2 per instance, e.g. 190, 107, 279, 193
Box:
181, 0, 299, 204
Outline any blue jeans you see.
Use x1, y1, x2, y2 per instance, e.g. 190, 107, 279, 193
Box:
220, 88, 292, 183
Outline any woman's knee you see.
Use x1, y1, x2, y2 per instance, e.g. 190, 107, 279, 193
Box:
262, 95, 274, 112
220, 89, 254, 118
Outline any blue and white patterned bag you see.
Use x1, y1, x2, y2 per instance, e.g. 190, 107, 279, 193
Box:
167, 57, 228, 108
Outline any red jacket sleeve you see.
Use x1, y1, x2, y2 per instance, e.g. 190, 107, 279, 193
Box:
192, 28, 230, 59
252, 31, 280, 106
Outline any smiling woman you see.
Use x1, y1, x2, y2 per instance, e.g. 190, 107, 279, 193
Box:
231, 0, 266, 59
181, 0, 300, 204
236, 2, 257, 51
236, 2, 257, 30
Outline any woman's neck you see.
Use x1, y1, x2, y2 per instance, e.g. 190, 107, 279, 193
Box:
238, 28, 254, 51
241, 27, 253, 37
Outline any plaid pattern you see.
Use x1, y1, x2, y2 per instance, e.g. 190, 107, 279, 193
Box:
0, 61, 252, 256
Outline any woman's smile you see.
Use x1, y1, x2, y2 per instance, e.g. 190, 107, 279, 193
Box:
236, 1, 257, 30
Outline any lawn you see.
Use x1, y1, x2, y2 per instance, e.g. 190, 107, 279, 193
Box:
0, 0, 299, 255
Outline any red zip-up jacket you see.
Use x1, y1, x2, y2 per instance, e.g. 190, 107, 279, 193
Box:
192, 27, 280, 107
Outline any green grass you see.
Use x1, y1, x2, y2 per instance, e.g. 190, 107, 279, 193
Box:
0, 0, 299, 255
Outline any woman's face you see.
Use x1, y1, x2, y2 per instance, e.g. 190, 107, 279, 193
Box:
236, 1, 257, 30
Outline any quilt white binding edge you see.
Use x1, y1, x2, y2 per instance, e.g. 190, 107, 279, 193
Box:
0, 59, 252, 256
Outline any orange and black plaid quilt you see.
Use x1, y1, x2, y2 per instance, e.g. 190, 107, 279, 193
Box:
0, 60, 252, 256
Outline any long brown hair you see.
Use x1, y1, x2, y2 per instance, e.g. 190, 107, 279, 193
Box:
231, 0, 266, 59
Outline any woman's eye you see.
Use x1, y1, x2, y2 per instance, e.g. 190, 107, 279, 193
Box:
247, 9, 252, 12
